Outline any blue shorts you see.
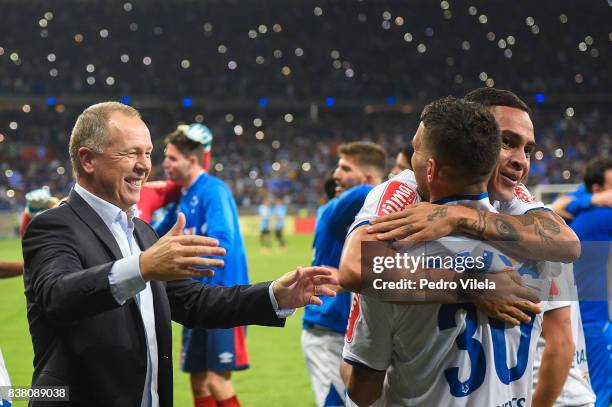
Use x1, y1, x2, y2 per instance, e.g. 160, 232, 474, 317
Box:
583, 320, 612, 407
180, 326, 249, 373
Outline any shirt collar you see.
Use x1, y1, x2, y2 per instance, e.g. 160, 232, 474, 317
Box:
432, 192, 496, 212
74, 183, 135, 229
182, 170, 206, 194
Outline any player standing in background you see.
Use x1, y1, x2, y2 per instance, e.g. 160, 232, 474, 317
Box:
570, 157, 612, 407
19, 188, 59, 236
136, 123, 213, 224
302, 142, 387, 407
258, 196, 272, 253
343, 97, 546, 406
389, 145, 413, 177
272, 196, 287, 250
154, 124, 249, 407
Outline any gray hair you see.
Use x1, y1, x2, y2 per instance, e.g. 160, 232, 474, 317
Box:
69, 102, 140, 177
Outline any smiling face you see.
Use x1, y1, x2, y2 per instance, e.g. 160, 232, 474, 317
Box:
487, 106, 536, 201
81, 112, 153, 210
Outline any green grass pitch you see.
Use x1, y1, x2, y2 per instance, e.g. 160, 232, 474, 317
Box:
0, 234, 318, 406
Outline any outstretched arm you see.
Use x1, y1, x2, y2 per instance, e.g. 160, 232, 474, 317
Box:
0, 261, 23, 278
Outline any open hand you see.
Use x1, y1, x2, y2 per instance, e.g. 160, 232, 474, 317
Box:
272, 266, 339, 308
139, 213, 225, 281
464, 269, 542, 326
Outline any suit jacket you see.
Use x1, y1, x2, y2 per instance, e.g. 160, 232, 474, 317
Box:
22, 189, 284, 406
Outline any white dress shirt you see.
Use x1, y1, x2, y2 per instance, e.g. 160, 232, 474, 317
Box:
74, 183, 158, 407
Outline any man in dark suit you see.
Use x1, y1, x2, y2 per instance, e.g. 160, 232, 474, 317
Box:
22, 102, 336, 407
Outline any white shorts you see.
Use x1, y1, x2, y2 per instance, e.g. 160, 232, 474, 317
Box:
301, 328, 346, 407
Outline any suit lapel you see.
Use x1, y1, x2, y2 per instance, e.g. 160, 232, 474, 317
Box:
66, 189, 124, 260
133, 219, 157, 251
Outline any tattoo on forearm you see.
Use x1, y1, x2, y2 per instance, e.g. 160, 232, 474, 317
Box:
539, 216, 561, 234
427, 207, 448, 222
494, 218, 520, 241
458, 209, 488, 237
510, 212, 563, 247
517, 214, 536, 227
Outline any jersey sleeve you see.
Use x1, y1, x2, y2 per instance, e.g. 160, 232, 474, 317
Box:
565, 191, 593, 217
153, 202, 178, 237
343, 294, 394, 372
497, 183, 547, 215
348, 176, 419, 235
328, 186, 371, 239
541, 300, 571, 313
137, 181, 181, 223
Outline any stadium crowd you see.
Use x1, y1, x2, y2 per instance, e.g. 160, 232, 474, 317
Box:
0, 105, 610, 210
1, 0, 611, 210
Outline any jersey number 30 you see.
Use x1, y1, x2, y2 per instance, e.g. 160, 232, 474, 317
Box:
438, 303, 535, 397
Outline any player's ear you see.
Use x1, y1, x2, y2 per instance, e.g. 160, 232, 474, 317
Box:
592, 184, 602, 193
426, 158, 436, 183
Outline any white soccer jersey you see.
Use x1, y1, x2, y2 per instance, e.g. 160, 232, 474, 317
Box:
532, 269, 595, 406
348, 170, 420, 235
494, 184, 595, 405
344, 196, 544, 406
492, 183, 546, 215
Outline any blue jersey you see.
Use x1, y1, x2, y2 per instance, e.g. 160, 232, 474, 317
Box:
273, 203, 287, 230
571, 207, 612, 322
258, 204, 272, 231
565, 184, 593, 217
155, 172, 249, 287
303, 185, 372, 333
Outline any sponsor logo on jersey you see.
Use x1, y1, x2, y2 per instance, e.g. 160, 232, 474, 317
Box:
513, 184, 535, 203
218, 351, 234, 364
345, 294, 361, 343
376, 181, 417, 215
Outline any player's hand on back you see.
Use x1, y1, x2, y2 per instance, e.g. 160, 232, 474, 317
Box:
462, 269, 542, 326
366, 202, 458, 241
272, 266, 339, 308
139, 213, 225, 281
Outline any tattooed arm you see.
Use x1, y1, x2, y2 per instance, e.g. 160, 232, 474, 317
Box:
366, 203, 580, 262
454, 207, 580, 262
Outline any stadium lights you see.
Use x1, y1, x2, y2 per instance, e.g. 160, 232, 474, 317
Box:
46, 96, 57, 106
325, 97, 335, 106
535, 93, 545, 103
258, 97, 269, 107
182, 98, 193, 107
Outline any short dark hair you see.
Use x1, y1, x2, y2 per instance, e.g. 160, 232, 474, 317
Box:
464, 87, 532, 115
400, 144, 414, 162
584, 157, 612, 192
165, 130, 204, 162
420, 96, 501, 183
337, 142, 387, 175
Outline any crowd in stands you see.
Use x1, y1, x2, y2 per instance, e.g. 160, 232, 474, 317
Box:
0, 0, 610, 210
